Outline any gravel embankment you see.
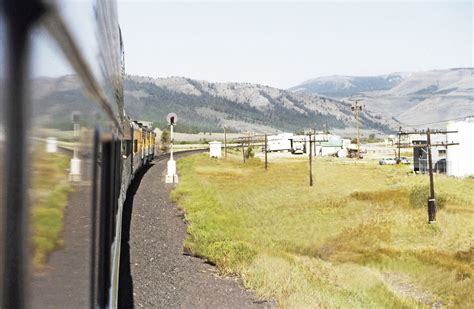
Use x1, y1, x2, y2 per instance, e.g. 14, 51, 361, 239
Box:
118, 152, 274, 308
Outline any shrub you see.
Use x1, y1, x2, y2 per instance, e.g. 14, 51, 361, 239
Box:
245, 146, 255, 159
207, 240, 257, 274
409, 185, 446, 209
160, 129, 170, 152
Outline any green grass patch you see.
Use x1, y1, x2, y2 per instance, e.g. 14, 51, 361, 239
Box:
30, 148, 73, 269
172, 153, 474, 307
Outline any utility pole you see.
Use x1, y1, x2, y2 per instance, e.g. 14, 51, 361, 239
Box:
247, 132, 251, 151
308, 131, 313, 186
264, 134, 268, 170
397, 128, 459, 223
350, 99, 363, 159
397, 126, 402, 164
224, 126, 227, 159
426, 128, 436, 223
241, 141, 246, 163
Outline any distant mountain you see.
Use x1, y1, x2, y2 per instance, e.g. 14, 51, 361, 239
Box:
124, 76, 396, 134
290, 74, 406, 97
28, 75, 397, 135
290, 68, 474, 128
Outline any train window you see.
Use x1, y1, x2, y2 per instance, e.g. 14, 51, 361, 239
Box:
2, 0, 126, 307
21, 0, 125, 306
0, 14, 5, 302
133, 140, 138, 153
122, 140, 132, 157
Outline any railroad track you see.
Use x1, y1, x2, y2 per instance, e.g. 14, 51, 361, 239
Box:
154, 148, 209, 161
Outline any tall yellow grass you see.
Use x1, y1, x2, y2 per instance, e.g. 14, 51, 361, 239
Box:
172, 154, 474, 308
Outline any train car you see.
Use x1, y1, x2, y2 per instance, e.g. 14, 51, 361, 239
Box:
131, 121, 143, 175
0, 1, 154, 308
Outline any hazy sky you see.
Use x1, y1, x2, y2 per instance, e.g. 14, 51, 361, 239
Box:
117, 1, 472, 88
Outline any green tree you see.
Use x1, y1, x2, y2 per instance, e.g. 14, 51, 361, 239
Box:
160, 129, 170, 152
245, 146, 255, 159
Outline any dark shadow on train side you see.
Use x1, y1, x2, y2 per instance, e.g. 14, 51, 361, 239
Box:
118, 162, 154, 309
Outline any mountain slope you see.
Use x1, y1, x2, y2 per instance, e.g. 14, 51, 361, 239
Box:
124, 76, 395, 134
27, 74, 396, 134
290, 68, 474, 128
290, 73, 406, 97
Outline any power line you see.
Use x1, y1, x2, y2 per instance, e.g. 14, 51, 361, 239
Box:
396, 128, 459, 224
394, 115, 474, 128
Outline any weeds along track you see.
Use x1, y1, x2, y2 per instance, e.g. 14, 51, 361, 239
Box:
171, 154, 474, 308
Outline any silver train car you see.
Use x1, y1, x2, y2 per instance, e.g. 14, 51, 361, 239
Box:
0, 0, 154, 307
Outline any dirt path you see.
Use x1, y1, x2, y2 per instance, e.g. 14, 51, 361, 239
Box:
118, 153, 273, 308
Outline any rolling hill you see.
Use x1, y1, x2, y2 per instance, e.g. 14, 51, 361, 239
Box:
290, 68, 474, 128
123, 75, 395, 134
28, 74, 397, 135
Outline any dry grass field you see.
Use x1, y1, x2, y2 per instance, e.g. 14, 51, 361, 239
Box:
172, 153, 474, 308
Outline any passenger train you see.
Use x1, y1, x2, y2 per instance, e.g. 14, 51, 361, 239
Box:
1, 0, 154, 308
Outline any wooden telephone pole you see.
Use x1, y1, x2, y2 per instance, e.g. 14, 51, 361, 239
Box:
309, 131, 313, 186
397, 128, 459, 223
426, 129, 436, 222
264, 134, 268, 170
224, 126, 227, 159
350, 99, 363, 159
397, 126, 402, 164
308, 128, 328, 187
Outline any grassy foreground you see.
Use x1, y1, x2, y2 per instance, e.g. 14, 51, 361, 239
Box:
30, 148, 73, 269
172, 153, 474, 308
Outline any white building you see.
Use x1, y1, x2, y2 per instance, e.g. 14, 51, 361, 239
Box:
267, 133, 293, 152
314, 136, 351, 157
447, 118, 474, 177
209, 141, 222, 158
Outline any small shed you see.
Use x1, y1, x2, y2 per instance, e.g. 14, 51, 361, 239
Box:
209, 141, 222, 158
46, 137, 58, 153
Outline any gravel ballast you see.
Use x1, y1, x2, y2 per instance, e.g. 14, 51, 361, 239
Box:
118, 152, 273, 308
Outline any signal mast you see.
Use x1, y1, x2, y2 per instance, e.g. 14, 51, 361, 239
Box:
165, 113, 179, 183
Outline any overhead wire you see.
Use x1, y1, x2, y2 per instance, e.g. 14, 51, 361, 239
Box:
394, 115, 474, 128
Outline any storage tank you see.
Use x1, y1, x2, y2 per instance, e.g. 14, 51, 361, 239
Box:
447, 118, 474, 177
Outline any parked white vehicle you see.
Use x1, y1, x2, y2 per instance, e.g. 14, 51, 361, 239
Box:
400, 157, 411, 164
379, 158, 397, 165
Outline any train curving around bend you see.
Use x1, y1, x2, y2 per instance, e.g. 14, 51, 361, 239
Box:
1, 0, 154, 308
